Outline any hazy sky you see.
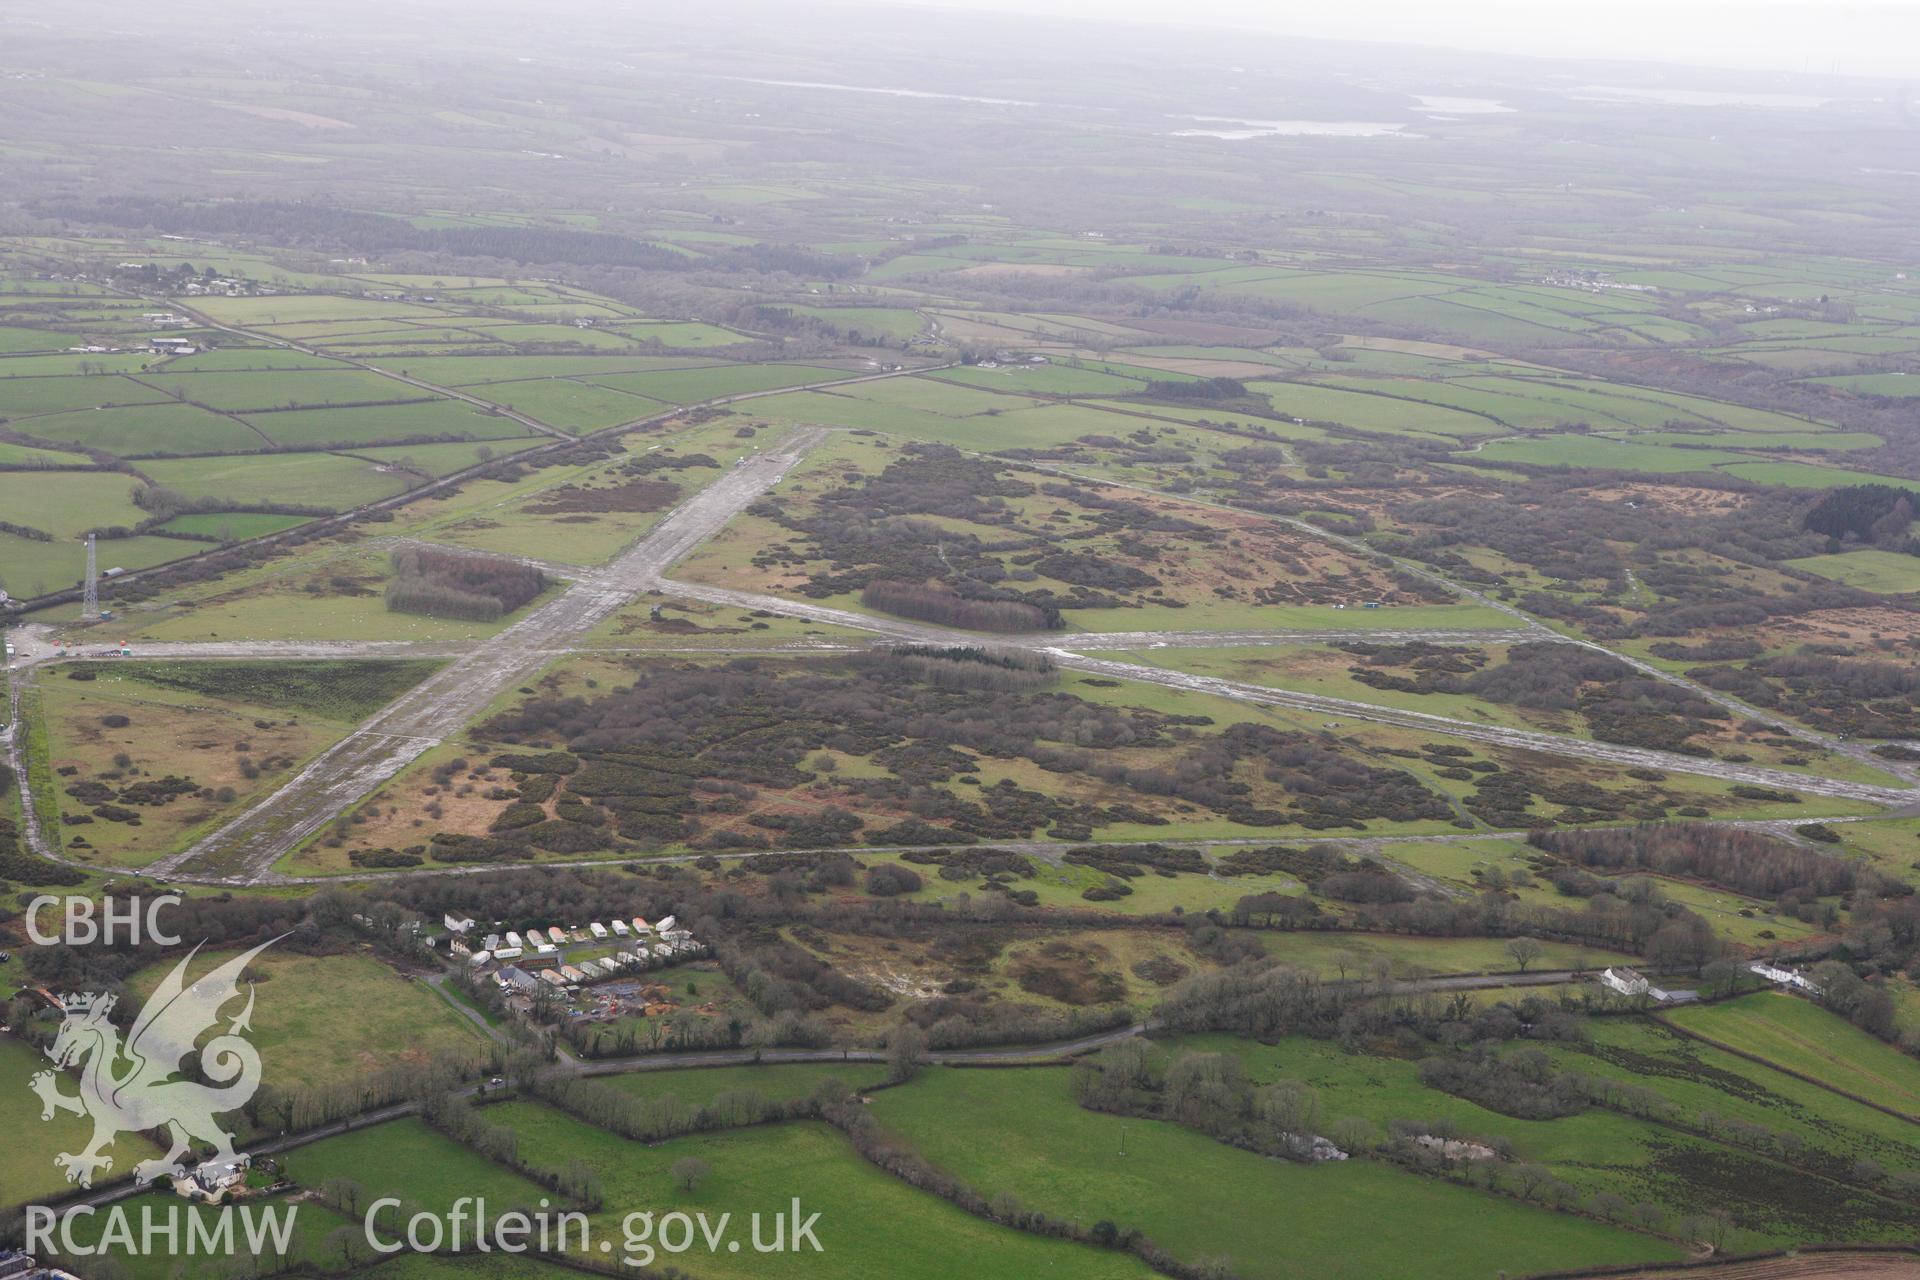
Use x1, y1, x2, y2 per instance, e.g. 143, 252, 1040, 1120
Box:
904, 0, 1920, 80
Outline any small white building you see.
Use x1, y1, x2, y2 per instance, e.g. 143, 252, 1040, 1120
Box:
504, 932, 524, 950
192, 1156, 251, 1195
631, 917, 652, 934
469, 950, 493, 966
493, 946, 523, 961
444, 914, 476, 935
547, 927, 568, 946
1601, 967, 1650, 998
611, 920, 631, 936
1750, 961, 1819, 993
654, 915, 677, 933
589, 922, 609, 939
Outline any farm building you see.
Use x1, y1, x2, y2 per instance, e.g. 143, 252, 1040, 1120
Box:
1750, 961, 1820, 993
496, 966, 540, 995
1600, 966, 1693, 1004
1601, 967, 1649, 997
191, 1156, 251, 1196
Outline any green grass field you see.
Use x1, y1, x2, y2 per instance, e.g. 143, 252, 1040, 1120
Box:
95, 543, 544, 644
584, 361, 842, 404
1663, 992, 1920, 1114
1573, 1018, 1920, 1179
126, 949, 490, 1086
0, 532, 190, 600
54, 1193, 354, 1279
288, 1117, 550, 1215
139, 452, 416, 509
488, 1100, 1156, 1279
867, 1067, 1677, 1279
157, 511, 315, 539
1785, 549, 1920, 593
0, 1035, 163, 1210
1255, 930, 1628, 977
139, 368, 442, 411
1250, 379, 1500, 438
0, 372, 168, 416
1180, 1032, 1919, 1247
1467, 436, 1744, 473
460, 377, 662, 431
599, 1063, 886, 1108
21, 401, 267, 454
1718, 461, 1920, 493
0, 470, 145, 535
245, 398, 537, 447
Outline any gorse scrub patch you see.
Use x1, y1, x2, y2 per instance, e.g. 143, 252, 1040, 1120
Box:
1528, 823, 1884, 899
106, 658, 445, 720
861, 580, 1059, 632
0, 808, 84, 885
387, 546, 548, 621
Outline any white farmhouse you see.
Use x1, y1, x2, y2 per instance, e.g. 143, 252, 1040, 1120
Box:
1600, 967, 1650, 998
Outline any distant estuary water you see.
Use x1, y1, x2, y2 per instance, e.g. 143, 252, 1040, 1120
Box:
1412, 95, 1516, 115
1574, 85, 1834, 108
1170, 116, 1409, 139
723, 77, 1040, 107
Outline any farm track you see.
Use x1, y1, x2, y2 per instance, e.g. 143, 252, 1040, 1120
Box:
2, 676, 54, 861
1590, 1251, 1920, 1280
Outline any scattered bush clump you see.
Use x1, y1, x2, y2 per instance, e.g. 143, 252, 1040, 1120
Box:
387, 546, 547, 621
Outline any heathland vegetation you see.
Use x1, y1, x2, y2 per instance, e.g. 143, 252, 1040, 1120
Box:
6, 7, 1920, 1280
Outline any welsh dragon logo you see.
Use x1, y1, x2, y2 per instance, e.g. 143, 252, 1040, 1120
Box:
30, 937, 280, 1188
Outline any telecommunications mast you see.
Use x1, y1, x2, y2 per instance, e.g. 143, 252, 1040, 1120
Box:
83, 533, 100, 621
